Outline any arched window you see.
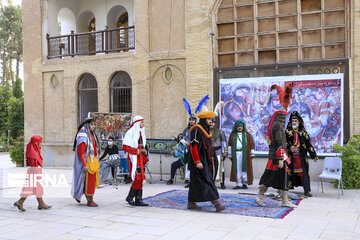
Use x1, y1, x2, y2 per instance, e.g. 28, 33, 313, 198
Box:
117, 12, 128, 28
110, 72, 132, 113
78, 74, 98, 122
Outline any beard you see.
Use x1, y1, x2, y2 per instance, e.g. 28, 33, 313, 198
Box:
292, 124, 299, 130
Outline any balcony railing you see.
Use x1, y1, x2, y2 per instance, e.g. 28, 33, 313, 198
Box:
46, 26, 135, 59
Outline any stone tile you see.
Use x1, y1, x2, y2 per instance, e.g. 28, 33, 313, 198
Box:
111, 215, 184, 228
89, 213, 116, 220
0, 223, 20, 235
102, 222, 131, 231
320, 230, 360, 240
115, 224, 171, 236
187, 230, 228, 240
54, 216, 111, 228
123, 233, 158, 240
0, 226, 39, 239
0, 217, 26, 225
253, 227, 292, 240
222, 221, 269, 240
1, 163, 360, 240
36, 214, 68, 222
51, 233, 84, 240
354, 217, 360, 234
70, 227, 135, 240
16, 224, 82, 240
156, 222, 210, 240
324, 216, 357, 232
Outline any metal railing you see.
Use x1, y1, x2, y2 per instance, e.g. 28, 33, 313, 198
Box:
47, 26, 135, 59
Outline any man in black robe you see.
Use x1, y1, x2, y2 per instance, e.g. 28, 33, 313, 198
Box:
187, 111, 225, 212
285, 111, 318, 197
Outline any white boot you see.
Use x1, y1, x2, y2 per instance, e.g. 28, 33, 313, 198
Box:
280, 190, 297, 208
255, 184, 267, 207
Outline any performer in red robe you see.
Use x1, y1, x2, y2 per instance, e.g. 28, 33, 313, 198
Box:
123, 115, 149, 206
13, 135, 52, 211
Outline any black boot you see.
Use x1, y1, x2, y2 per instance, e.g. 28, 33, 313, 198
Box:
126, 187, 136, 206
135, 189, 149, 206
124, 175, 131, 184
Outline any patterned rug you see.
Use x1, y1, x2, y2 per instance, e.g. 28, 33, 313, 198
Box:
143, 190, 302, 219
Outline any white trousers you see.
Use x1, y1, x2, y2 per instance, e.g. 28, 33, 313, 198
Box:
236, 151, 247, 186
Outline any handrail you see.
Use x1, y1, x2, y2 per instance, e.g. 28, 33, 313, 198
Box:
46, 26, 135, 59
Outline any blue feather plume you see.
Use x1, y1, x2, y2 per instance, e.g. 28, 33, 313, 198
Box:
183, 98, 192, 116
195, 95, 210, 114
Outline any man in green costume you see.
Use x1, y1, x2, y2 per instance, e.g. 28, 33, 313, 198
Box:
227, 120, 255, 189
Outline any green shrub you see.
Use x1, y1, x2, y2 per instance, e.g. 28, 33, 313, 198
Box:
0, 135, 10, 152
332, 135, 360, 189
9, 135, 24, 167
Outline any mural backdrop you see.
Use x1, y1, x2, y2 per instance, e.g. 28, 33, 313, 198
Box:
220, 74, 343, 155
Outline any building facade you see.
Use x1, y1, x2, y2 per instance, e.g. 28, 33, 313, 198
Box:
23, 0, 358, 176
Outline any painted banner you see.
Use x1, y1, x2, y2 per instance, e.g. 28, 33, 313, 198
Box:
146, 139, 178, 154
90, 112, 132, 142
220, 74, 343, 155
90, 112, 177, 154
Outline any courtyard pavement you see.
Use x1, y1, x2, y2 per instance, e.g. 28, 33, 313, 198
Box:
0, 153, 360, 240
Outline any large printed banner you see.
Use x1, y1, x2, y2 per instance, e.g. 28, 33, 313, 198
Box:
220, 74, 343, 155
90, 112, 132, 141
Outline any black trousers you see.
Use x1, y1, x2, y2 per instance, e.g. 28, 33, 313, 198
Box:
303, 171, 311, 193
170, 159, 184, 179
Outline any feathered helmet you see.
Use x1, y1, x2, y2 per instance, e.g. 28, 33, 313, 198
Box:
269, 83, 293, 110
183, 95, 211, 120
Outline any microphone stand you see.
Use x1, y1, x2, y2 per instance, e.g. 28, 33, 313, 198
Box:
151, 144, 166, 183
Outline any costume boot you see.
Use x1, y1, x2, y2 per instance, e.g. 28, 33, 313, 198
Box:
280, 190, 297, 208
187, 201, 202, 210
211, 199, 226, 212
14, 197, 26, 212
37, 198, 52, 210
255, 184, 268, 207
126, 187, 136, 206
135, 189, 148, 206
86, 196, 98, 207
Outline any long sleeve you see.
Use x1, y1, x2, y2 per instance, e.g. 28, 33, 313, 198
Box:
112, 145, 119, 154
173, 143, 183, 158
99, 147, 109, 160
123, 145, 138, 155
285, 130, 293, 151
305, 132, 317, 159
77, 142, 87, 167
190, 143, 201, 164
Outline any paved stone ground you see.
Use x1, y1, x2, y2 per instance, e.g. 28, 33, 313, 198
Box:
0, 153, 359, 240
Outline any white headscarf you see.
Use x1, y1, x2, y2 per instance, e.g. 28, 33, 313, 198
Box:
123, 115, 146, 180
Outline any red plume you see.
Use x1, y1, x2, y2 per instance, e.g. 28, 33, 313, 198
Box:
283, 83, 293, 109
269, 83, 293, 109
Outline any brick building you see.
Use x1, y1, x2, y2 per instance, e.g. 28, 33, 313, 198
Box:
23, 0, 356, 176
